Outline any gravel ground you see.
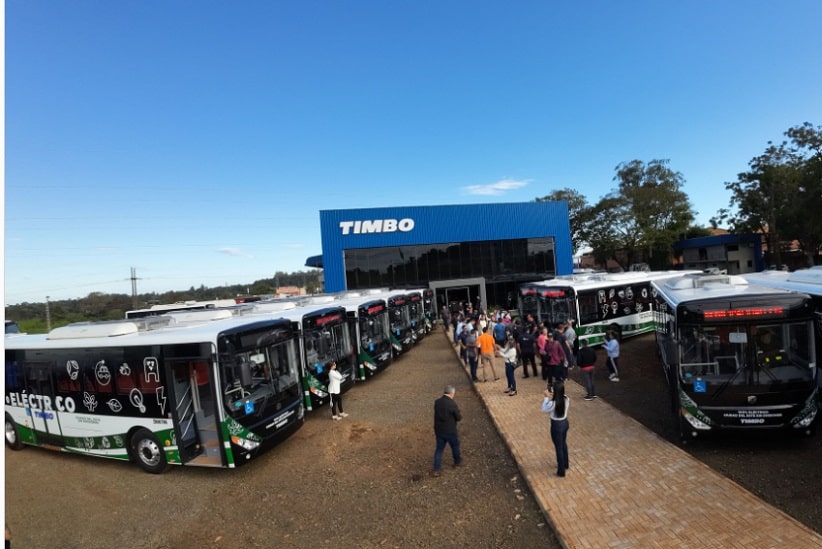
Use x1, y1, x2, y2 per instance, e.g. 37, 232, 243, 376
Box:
4, 330, 560, 549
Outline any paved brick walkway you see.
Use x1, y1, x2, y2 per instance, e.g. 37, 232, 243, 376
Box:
443, 329, 822, 549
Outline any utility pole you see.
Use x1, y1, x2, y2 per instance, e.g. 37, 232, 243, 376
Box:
45, 296, 51, 332
131, 267, 139, 309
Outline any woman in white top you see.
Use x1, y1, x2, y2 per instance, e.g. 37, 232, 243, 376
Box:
541, 380, 570, 477
328, 361, 347, 420
499, 335, 520, 396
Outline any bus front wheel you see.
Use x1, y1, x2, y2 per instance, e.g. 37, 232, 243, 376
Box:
130, 428, 167, 474
5, 415, 23, 450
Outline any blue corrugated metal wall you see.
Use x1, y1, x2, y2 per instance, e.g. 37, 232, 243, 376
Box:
319, 202, 573, 292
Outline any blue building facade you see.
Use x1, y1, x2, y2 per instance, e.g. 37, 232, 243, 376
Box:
313, 202, 573, 311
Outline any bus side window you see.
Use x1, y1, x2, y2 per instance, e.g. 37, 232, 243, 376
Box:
55, 366, 81, 393
191, 361, 210, 386
116, 368, 137, 394
5, 359, 23, 391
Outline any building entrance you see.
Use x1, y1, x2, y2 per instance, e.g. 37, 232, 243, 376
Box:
430, 278, 486, 316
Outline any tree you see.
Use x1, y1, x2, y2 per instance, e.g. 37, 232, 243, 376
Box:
579, 160, 695, 270
785, 123, 822, 265
535, 188, 591, 254
712, 124, 822, 267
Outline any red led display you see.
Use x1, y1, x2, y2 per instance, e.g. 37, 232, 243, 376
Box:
315, 314, 343, 325
703, 307, 784, 319
540, 290, 567, 298
366, 305, 385, 315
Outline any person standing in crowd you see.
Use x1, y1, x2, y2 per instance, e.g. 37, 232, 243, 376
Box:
577, 340, 598, 400
465, 328, 480, 382
457, 323, 472, 365
453, 314, 465, 346
517, 324, 538, 379
604, 331, 620, 382
499, 334, 520, 396
541, 380, 570, 477
433, 385, 462, 476
537, 327, 549, 380
493, 317, 508, 346
328, 361, 347, 420
545, 332, 567, 386
440, 305, 451, 333
477, 326, 500, 382
562, 321, 577, 367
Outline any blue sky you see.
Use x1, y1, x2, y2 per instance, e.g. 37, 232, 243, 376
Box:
4, 1, 822, 305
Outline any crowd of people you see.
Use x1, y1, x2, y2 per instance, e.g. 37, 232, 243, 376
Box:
436, 301, 623, 478
441, 302, 617, 398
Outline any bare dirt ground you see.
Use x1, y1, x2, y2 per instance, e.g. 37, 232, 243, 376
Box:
581, 333, 822, 533
4, 331, 561, 549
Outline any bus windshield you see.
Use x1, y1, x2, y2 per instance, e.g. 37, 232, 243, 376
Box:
303, 323, 353, 371
678, 321, 815, 386
361, 314, 388, 349
221, 335, 301, 418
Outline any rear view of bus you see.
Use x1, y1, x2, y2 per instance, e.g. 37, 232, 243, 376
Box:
652, 272, 817, 441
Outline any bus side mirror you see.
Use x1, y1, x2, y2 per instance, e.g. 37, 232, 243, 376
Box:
239, 359, 253, 387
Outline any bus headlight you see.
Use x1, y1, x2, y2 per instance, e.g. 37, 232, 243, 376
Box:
681, 409, 711, 430
310, 387, 328, 398
792, 408, 816, 428
230, 435, 260, 451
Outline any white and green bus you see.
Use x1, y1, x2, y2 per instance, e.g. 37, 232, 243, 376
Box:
518, 271, 697, 345
5, 315, 305, 473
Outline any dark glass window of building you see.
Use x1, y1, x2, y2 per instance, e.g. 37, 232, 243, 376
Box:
343, 238, 556, 290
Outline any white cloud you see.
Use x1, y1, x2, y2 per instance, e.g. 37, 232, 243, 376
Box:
218, 247, 253, 258
462, 178, 530, 195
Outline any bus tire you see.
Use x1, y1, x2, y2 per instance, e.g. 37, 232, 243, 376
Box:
130, 428, 167, 474
4, 414, 23, 450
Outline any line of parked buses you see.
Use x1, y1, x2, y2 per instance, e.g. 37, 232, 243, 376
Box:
5, 267, 821, 472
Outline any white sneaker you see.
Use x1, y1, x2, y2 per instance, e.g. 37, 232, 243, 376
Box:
608, 373, 615, 380
611, 377, 620, 382
340, 412, 349, 418
332, 415, 341, 420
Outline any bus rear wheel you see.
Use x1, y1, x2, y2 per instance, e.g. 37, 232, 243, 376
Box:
130, 428, 167, 474
5, 414, 23, 450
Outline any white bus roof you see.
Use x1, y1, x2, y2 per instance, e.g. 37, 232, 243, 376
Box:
741, 267, 822, 297
651, 272, 805, 308
4, 315, 292, 351
525, 270, 697, 291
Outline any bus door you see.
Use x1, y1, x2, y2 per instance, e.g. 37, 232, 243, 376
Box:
23, 363, 64, 447
169, 359, 221, 465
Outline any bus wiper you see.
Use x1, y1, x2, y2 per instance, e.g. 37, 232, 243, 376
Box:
713, 363, 749, 400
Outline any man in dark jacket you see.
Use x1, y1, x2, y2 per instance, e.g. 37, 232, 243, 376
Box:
433, 385, 462, 476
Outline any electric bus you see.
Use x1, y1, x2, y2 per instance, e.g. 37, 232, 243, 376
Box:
384, 293, 415, 355
651, 271, 817, 440
422, 289, 437, 331
332, 295, 393, 379
4, 315, 305, 473
518, 271, 695, 346
407, 291, 429, 342
252, 303, 356, 411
